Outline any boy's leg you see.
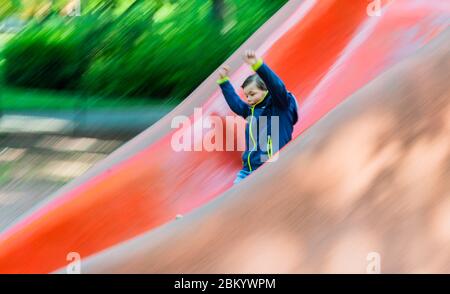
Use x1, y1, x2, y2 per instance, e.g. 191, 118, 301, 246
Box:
233, 169, 251, 185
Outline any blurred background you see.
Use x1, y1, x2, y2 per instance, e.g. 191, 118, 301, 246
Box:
0, 0, 287, 230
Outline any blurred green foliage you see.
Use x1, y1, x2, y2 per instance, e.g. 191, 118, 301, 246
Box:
2, 0, 287, 100
0, 1, 17, 20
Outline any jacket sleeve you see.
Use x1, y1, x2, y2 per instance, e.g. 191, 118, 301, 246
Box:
252, 58, 290, 109
217, 77, 248, 118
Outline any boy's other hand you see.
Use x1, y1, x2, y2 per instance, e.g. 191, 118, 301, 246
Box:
218, 65, 231, 79
243, 49, 259, 66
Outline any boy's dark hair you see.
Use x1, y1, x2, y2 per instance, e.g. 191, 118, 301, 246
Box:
241, 74, 267, 91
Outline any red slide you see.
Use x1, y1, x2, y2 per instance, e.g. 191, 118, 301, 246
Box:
0, 0, 448, 273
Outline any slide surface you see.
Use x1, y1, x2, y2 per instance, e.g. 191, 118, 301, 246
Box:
82, 27, 450, 273
0, 0, 449, 273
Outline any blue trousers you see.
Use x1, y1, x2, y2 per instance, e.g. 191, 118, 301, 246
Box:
233, 169, 252, 185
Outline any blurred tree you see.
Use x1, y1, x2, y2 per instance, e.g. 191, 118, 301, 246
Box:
211, 0, 225, 22
0, 0, 21, 20
59, 0, 80, 16
20, 0, 51, 20
3, 0, 289, 99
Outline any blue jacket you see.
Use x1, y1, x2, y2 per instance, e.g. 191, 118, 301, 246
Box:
218, 59, 299, 172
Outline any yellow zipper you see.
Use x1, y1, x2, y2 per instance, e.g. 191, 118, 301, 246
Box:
267, 135, 273, 158
246, 92, 268, 172
247, 106, 257, 171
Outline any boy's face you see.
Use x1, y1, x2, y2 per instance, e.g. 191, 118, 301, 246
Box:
243, 82, 267, 106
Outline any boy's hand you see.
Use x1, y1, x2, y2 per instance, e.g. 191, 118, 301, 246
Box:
243, 49, 259, 66
218, 65, 231, 79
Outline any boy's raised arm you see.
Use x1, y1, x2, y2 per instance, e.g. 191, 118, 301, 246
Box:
252, 60, 290, 108
217, 66, 248, 118
244, 50, 290, 109
218, 79, 248, 118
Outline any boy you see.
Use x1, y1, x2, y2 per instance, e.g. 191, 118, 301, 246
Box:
217, 50, 299, 184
